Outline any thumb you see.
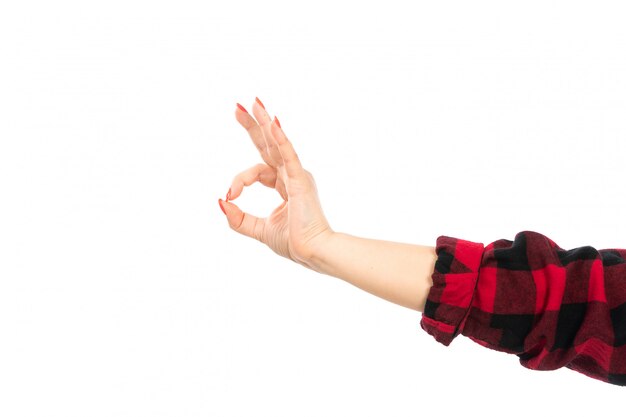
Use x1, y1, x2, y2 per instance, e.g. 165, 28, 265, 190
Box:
218, 198, 265, 242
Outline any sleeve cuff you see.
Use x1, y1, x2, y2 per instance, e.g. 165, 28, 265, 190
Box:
420, 235, 485, 346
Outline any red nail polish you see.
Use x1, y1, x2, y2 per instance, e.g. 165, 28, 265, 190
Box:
218, 199, 226, 215
274, 116, 281, 128
255, 97, 266, 110
236, 103, 248, 114
226, 188, 231, 201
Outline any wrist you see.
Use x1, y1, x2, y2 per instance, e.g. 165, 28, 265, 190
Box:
302, 230, 340, 274
300, 230, 437, 312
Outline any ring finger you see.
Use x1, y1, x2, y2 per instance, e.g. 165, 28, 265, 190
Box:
251, 97, 284, 168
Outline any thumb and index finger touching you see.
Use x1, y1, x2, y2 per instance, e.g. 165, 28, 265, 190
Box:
219, 98, 306, 240
218, 162, 275, 241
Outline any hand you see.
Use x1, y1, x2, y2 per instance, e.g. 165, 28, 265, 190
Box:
219, 97, 334, 269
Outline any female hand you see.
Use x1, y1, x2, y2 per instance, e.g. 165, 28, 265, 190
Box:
218, 97, 334, 270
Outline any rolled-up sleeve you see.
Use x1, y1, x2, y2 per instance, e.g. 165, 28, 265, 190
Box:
420, 236, 485, 346
420, 230, 626, 386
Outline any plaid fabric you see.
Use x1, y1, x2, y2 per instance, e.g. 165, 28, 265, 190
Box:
420, 230, 626, 386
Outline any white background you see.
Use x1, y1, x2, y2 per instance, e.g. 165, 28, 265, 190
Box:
1, 0, 625, 415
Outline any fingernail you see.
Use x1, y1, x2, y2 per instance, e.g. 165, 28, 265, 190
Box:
218, 198, 226, 215
255, 97, 266, 110
226, 188, 231, 201
236, 103, 248, 114
274, 116, 281, 128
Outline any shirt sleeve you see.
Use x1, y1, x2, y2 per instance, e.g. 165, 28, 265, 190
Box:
420, 230, 626, 386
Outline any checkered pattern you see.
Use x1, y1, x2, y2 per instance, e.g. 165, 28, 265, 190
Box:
420, 230, 626, 386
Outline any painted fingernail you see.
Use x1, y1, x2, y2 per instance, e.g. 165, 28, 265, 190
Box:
255, 97, 266, 110
226, 188, 231, 201
236, 103, 248, 114
274, 116, 281, 128
218, 198, 226, 215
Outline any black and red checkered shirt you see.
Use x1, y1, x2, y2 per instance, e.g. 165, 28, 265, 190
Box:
420, 230, 626, 386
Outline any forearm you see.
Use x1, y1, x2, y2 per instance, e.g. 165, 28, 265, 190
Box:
308, 232, 437, 312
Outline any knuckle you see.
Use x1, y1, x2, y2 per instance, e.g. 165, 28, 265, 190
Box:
235, 212, 247, 232
252, 217, 263, 242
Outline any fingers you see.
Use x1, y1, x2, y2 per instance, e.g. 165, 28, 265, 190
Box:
251, 98, 283, 168
220, 199, 266, 243
270, 116, 306, 181
227, 163, 279, 201
234, 102, 276, 168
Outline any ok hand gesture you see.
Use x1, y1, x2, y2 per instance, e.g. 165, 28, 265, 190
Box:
219, 98, 334, 270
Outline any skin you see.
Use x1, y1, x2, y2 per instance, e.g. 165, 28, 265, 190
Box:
219, 98, 436, 312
